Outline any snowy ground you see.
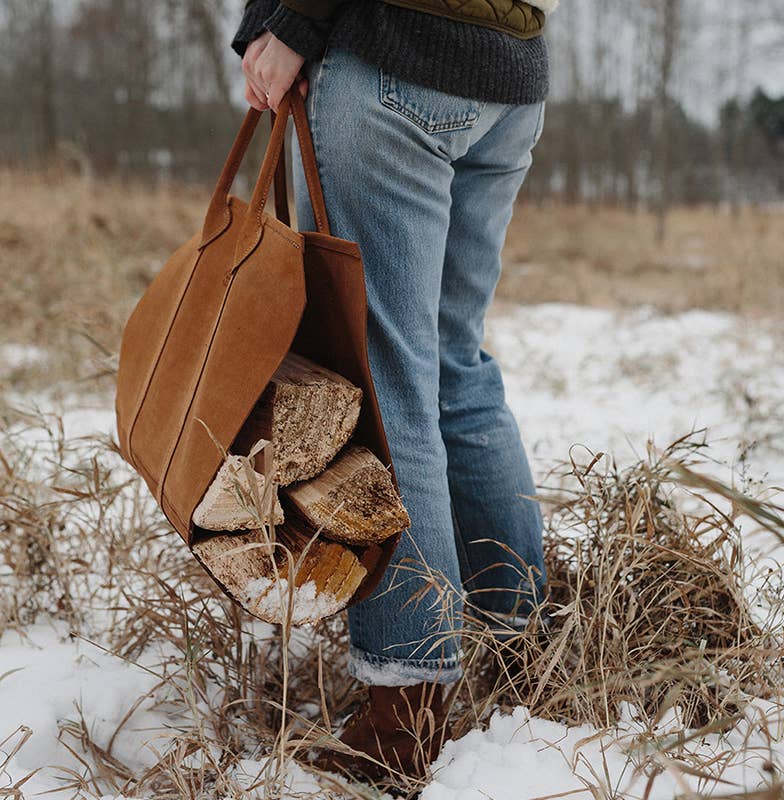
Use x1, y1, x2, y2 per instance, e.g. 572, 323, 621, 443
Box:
1, 302, 783, 798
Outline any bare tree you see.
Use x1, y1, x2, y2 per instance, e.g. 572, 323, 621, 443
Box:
648, 0, 683, 242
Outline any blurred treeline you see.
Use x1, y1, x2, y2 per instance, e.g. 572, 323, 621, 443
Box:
1, 0, 783, 214
0, 0, 246, 181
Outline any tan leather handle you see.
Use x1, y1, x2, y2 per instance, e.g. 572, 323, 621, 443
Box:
201, 108, 262, 246
255, 90, 330, 235
201, 89, 330, 249
288, 89, 330, 235
271, 110, 291, 227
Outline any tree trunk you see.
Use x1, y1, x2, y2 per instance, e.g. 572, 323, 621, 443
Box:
652, 0, 681, 243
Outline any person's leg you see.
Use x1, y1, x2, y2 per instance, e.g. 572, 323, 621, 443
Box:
291, 47, 502, 684
438, 101, 549, 633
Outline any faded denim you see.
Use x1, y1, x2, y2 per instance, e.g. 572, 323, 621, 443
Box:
291, 47, 548, 686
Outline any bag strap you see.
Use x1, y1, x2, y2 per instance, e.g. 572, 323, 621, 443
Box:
271, 110, 291, 227
288, 89, 330, 234
201, 88, 329, 247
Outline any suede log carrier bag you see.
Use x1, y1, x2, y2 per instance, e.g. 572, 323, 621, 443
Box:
115, 89, 400, 614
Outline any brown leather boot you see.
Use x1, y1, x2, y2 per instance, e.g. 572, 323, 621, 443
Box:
309, 682, 452, 783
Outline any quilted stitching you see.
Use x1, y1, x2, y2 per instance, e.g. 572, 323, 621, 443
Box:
385, 0, 546, 38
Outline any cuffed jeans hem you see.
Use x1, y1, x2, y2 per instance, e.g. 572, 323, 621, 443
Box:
348, 645, 463, 687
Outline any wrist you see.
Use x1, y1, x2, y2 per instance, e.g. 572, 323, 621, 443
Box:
231, 0, 278, 57
263, 5, 333, 61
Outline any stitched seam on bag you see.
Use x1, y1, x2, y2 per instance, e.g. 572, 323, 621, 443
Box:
302, 235, 359, 256
124, 440, 191, 536
127, 246, 204, 474
234, 218, 302, 276
229, 196, 303, 250
154, 244, 304, 521
262, 217, 302, 248
153, 266, 237, 510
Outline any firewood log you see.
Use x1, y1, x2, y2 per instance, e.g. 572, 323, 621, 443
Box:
193, 454, 283, 531
283, 446, 410, 545
192, 519, 367, 625
232, 352, 363, 486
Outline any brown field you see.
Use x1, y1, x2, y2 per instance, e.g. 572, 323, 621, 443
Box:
501, 201, 784, 317
1, 168, 782, 397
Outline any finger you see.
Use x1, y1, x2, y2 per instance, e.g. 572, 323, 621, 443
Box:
248, 75, 269, 107
242, 32, 271, 68
245, 81, 268, 112
297, 76, 309, 100
246, 71, 271, 108
241, 43, 262, 79
267, 79, 290, 113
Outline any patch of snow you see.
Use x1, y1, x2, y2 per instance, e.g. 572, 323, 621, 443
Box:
227, 756, 328, 797
425, 705, 784, 800
0, 343, 48, 373
244, 577, 341, 625
0, 623, 173, 797
488, 303, 784, 488
2, 303, 783, 799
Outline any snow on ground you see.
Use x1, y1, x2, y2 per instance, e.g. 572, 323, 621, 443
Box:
0, 624, 171, 797
488, 303, 783, 486
1, 303, 783, 798
425, 703, 784, 800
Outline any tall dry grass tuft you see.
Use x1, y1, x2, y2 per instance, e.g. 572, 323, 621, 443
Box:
470, 434, 783, 735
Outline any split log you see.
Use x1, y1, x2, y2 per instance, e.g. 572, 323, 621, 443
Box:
192, 519, 367, 625
193, 454, 283, 531
232, 352, 363, 486
283, 446, 410, 545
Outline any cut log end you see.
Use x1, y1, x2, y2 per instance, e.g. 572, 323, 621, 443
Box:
283, 446, 410, 545
192, 454, 283, 531
232, 352, 363, 486
192, 520, 367, 625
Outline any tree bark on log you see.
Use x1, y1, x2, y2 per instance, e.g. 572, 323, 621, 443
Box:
192, 519, 367, 625
283, 446, 410, 545
232, 352, 363, 486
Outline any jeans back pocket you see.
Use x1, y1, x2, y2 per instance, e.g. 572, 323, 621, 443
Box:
379, 68, 485, 134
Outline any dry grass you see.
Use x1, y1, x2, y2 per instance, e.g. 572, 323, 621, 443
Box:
1, 409, 782, 798
0, 168, 206, 394
501, 202, 784, 318
2, 169, 782, 400
475, 436, 783, 731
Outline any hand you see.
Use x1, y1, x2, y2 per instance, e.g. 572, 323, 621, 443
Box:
242, 32, 308, 113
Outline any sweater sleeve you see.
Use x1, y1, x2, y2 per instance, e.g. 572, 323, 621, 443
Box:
231, 0, 343, 60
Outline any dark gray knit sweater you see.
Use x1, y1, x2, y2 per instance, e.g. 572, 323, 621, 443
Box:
231, 0, 549, 105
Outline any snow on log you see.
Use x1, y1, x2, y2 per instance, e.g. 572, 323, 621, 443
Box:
232, 352, 363, 486
283, 446, 410, 545
191, 519, 367, 625
193, 454, 283, 531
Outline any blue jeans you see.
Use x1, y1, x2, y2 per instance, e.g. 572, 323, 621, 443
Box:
291, 47, 547, 686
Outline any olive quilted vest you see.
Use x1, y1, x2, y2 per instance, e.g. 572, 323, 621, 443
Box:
383, 0, 545, 39
279, 0, 548, 40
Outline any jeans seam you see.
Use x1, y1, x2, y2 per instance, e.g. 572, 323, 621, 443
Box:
378, 67, 485, 134
450, 495, 479, 594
